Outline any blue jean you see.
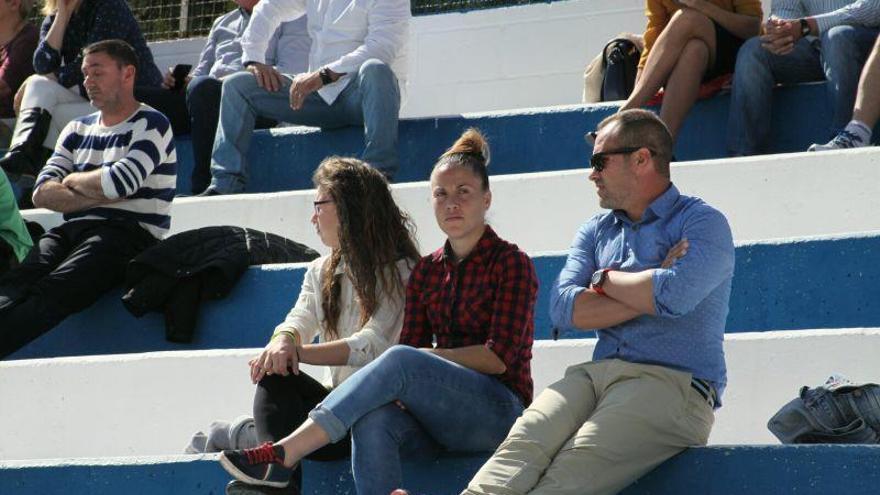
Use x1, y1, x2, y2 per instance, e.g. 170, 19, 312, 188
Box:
308, 345, 525, 495
727, 25, 880, 156
209, 59, 401, 193
185, 76, 277, 194
768, 382, 880, 444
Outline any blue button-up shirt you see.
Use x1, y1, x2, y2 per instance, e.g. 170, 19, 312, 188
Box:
550, 184, 735, 404
191, 8, 310, 79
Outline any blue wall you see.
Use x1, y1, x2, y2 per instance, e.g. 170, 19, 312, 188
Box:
9, 234, 880, 360
171, 82, 839, 195
3, 446, 880, 495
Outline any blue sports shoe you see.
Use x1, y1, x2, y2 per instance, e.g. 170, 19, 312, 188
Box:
219, 442, 292, 488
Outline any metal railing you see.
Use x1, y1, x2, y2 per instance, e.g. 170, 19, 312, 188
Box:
119, 0, 551, 41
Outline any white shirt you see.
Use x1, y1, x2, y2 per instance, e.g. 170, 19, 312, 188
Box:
273, 255, 413, 388
242, 0, 410, 105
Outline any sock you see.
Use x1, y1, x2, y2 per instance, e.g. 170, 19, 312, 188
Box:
844, 120, 872, 145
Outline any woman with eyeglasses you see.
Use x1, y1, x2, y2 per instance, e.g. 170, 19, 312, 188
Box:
617, 0, 762, 140
223, 156, 420, 494
219, 129, 539, 495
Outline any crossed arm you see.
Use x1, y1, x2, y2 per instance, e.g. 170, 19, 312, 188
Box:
32, 169, 115, 213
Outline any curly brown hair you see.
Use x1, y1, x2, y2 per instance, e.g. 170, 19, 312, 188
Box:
313, 157, 420, 340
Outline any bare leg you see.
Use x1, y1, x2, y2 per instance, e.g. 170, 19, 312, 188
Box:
620, 9, 716, 111
853, 36, 880, 127
659, 39, 710, 139
275, 418, 331, 468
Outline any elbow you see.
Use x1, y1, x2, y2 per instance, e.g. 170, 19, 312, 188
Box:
653, 296, 693, 318
31, 186, 49, 209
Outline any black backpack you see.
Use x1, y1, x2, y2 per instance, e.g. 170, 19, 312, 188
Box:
601, 38, 640, 101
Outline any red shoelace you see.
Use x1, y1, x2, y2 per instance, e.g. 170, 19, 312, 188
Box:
244, 442, 283, 465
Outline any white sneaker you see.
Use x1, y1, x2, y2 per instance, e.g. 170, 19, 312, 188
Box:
808, 130, 868, 152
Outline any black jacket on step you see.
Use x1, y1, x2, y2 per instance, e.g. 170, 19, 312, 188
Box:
122, 226, 320, 343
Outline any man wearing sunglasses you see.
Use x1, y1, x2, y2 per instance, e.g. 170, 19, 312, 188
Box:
463, 109, 735, 495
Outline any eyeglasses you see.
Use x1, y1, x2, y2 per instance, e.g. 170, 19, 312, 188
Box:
313, 199, 334, 213
590, 147, 653, 172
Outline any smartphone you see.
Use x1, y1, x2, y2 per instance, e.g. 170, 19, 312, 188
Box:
172, 64, 192, 91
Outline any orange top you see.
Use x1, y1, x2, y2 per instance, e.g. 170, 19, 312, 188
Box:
639, 0, 763, 69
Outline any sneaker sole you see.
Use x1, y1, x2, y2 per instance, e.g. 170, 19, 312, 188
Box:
218, 453, 289, 489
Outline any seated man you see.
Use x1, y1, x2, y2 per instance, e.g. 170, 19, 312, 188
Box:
202, 0, 410, 195
728, 0, 880, 156
0, 0, 39, 146
811, 34, 880, 150
0, 39, 177, 359
462, 110, 735, 495
169, 0, 309, 194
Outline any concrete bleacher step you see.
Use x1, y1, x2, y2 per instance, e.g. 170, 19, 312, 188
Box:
4, 329, 880, 460
165, 81, 847, 195
24, 147, 880, 257
2, 441, 880, 494
8, 231, 880, 360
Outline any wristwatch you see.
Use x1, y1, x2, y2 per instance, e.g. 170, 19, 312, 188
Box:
799, 18, 811, 37
319, 67, 334, 85
590, 268, 612, 296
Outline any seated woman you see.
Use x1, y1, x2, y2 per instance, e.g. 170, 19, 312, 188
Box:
618, 0, 762, 140
219, 129, 539, 494
223, 156, 420, 494
0, 0, 163, 179
0, 0, 39, 146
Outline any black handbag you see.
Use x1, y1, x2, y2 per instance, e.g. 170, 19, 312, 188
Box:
601, 38, 640, 102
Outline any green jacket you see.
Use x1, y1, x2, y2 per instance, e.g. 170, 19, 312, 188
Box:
0, 172, 33, 262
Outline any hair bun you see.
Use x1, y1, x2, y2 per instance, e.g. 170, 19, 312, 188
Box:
444, 128, 490, 167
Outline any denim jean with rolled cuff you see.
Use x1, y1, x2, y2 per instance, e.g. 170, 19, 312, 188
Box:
768, 382, 880, 444
308, 345, 525, 495
727, 25, 880, 156
209, 59, 401, 194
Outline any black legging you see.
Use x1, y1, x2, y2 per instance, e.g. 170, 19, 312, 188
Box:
254, 371, 352, 491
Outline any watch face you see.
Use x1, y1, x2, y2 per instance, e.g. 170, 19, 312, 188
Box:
591, 270, 603, 287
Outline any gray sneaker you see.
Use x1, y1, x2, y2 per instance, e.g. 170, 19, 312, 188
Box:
809, 130, 867, 151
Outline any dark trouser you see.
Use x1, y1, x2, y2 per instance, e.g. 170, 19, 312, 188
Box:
254, 372, 352, 492
186, 76, 277, 195
134, 86, 191, 137
0, 219, 156, 359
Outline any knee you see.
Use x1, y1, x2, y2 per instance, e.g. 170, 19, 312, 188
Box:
734, 37, 767, 72
375, 345, 423, 368
357, 59, 395, 85
20, 74, 63, 102
221, 71, 259, 98
186, 76, 221, 103
669, 8, 712, 33
822, 25, 857, 53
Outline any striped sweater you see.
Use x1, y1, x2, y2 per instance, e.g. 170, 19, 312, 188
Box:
35, 104, 177, 238
772, 0, 880, 33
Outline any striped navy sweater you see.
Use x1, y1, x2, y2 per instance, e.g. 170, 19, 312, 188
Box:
35, 104, 177, 238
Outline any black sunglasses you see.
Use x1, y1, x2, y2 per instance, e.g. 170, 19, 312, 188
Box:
590, 147, 651, 172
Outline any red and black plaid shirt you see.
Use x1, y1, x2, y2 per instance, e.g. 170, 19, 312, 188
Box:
400, 226, 538, 405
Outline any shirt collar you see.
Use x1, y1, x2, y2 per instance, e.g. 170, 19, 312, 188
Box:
613, 183, 679, 225
432, 225, 499, 265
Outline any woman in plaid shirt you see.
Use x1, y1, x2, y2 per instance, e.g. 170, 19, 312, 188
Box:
220, 129, 539, 495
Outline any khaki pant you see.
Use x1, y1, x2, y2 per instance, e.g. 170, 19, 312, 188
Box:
463, 359, 715, 495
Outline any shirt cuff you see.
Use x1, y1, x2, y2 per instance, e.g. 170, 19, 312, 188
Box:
651, 268, 673, 317
559, 285, 586, 329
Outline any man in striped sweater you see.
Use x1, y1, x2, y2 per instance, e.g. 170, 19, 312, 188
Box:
727, 0, 880, 156
0, 39, 176, 359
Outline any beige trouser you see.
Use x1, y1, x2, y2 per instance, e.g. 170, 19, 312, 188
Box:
17, 74, 95, 149
463, 359, 715, 495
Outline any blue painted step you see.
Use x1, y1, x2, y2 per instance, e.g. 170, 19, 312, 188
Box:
168, 81, 844, 195
8, 233, 879, 360
3, 445, 879, 494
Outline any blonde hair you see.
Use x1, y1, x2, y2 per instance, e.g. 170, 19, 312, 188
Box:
41, 0, 59, 16
433, 128, 491, 190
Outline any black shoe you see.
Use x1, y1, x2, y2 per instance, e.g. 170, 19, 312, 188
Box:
225, 480, 298, 494
219, 442, 292, 488
0, 108, 52, 178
